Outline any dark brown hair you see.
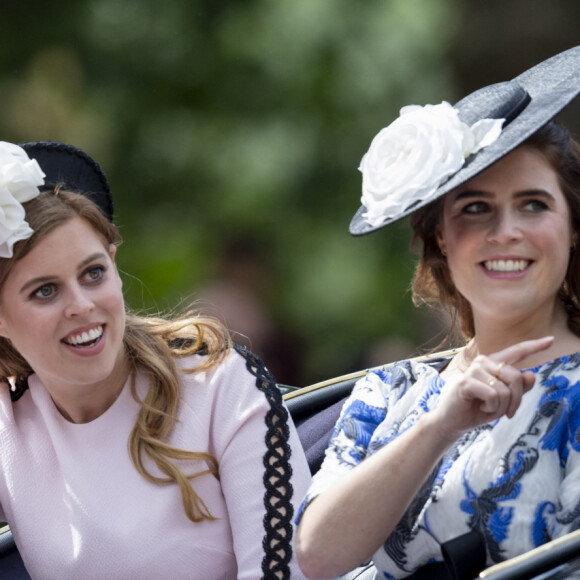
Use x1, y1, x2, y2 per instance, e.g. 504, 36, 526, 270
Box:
410, 121, 580, 341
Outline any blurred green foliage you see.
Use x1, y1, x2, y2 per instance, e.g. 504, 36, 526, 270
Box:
0, 0, 577, 384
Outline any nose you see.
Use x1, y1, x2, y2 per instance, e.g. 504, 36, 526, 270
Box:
64, 286, 95, 318
486, 210, 523, 244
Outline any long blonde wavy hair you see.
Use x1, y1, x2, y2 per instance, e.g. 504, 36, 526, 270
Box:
0, 189, 230, 523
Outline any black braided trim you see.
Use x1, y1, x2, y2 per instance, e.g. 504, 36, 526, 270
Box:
234, 342, 295, 580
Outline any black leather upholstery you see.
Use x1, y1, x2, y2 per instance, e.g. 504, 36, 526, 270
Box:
0, 527, 29, 579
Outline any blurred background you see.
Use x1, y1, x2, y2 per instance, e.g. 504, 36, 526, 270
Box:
1, 0, 579, 386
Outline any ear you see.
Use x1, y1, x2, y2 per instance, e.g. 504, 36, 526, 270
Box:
436, 224, 447, 256
0, 313, 10, 340
108, 244, 123, 286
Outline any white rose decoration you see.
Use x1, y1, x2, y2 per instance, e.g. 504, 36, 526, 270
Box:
359, 102, 504, 227
0, 141, 45, 258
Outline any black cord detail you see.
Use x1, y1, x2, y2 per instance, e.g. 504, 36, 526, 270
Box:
234, 343, 295, 580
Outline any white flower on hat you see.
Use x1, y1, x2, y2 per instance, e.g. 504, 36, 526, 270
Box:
359, 101, 504, 227
0, 142, 45, 258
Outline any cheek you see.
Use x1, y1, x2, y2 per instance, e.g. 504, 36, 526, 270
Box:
536, 219, 572, 256
438, 213, 475, 250
443, 231, 477, 292
0, 313, 53, 365
106, 289, 124, 311
445, 254, 467, 291
442, 226, 476, 259
106, 281, 126, 319
0, 313, 8, 340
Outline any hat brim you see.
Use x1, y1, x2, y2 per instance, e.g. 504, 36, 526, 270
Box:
349, 45, 580, 236
20, 141, 114, 222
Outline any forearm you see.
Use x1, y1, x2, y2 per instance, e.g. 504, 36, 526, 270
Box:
296, 412, 455, 579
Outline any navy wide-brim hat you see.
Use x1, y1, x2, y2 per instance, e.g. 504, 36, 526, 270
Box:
19, 141, 114, 222
349, 45, 580, 236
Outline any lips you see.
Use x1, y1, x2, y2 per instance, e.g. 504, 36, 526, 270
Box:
62, 325, 104, 347
483, 259, 531, 273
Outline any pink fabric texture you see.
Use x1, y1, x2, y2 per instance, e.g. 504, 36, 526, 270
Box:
0, 348, 310, 579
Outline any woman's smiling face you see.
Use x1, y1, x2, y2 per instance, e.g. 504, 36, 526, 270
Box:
0, 217, 127, 403
437, 145, 575, 327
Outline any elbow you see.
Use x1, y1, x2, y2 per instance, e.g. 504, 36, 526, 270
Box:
295, 527, 336, 580
295, 539, 319, 579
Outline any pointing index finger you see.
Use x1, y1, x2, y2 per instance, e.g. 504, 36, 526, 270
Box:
492, 336, 554, 368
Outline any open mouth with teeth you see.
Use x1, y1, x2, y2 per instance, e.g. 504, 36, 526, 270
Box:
483, 259, 531, 273
62, 325, 104, 348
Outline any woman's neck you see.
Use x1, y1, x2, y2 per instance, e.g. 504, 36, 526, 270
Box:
463, 303, 580, 370
50, 351, 132, 424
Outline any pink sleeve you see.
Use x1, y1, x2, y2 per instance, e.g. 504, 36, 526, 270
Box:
209, 345, 311, 579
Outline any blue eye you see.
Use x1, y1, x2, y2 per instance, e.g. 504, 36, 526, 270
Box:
524, 199, 549, 212
32, 284, 56, 300
85, 266, 105, 282
462, 201, 489, 214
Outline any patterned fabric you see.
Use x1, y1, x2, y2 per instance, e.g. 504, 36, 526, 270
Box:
298, 352, 580, 579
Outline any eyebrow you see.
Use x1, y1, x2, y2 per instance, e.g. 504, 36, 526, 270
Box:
19, 252, 108, 295
450, 188, 556, 204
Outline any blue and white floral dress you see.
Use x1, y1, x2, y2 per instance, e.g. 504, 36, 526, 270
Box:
297, 352, 580, 579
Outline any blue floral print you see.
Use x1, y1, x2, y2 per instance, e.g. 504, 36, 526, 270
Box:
298, 352, 580, 579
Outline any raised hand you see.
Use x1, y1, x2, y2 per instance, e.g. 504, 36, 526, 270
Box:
433, 336, 554, 441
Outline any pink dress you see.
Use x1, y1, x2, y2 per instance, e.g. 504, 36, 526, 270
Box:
0, 345, 310, 579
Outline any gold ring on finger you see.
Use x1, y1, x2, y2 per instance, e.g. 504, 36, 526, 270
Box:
494, 361, 506, 379
488, 377, 496, 387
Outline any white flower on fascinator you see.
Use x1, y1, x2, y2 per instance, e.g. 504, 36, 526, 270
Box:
359, 101, 504, 227
0, 142, 45, 258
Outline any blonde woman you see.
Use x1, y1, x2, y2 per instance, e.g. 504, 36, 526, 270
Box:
0, 140, 310, 579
